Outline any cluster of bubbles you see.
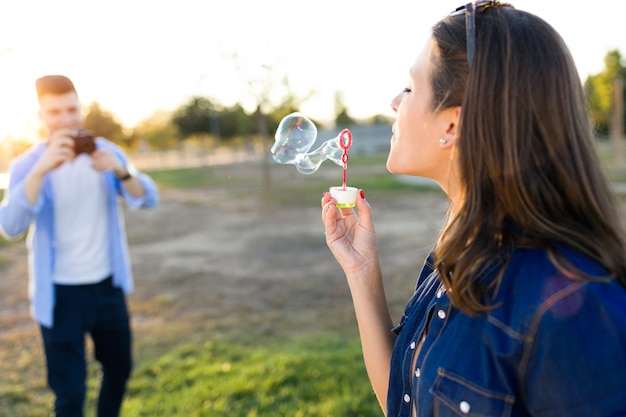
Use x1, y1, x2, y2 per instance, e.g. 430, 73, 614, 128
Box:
271, 112, 345, 175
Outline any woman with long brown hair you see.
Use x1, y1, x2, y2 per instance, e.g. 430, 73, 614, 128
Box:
322, 2, 626, 416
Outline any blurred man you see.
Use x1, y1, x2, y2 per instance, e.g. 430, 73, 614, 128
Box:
0, 75, 159, 417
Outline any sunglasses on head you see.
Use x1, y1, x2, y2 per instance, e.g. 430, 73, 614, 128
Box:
450, 1, 514, 66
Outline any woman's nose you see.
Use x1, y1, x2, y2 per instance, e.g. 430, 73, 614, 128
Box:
390, 94, 400, 113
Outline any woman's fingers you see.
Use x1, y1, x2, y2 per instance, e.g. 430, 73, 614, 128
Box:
353, 189, 374, 232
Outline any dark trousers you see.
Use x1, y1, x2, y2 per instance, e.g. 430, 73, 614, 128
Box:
40, 277, 132, 417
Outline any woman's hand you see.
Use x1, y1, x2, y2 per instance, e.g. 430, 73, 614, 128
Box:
321, 189, 380, 276
321, 189, 394, 410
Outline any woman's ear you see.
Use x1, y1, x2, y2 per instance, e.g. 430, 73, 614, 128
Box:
440, 106, 462, 147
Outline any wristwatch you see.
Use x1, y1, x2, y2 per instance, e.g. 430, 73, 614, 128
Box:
118, 171, 132, 181
116, 165, 134, 181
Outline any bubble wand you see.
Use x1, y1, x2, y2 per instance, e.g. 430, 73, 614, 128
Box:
339, 129, 352, 190
329, 128, 357, 208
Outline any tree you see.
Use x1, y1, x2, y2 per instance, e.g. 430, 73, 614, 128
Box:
334, 91, 355, 128
219, 103, 250, 139
172, 96, 219, 142
367, 114, 394, 125
266, 75, 316, 134
220, 52, 316, 193
83, 102, 126, 145
133, 110, 179, 150
585, 50, 625, 137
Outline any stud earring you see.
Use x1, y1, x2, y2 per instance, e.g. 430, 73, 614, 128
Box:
439, 138, 447, 146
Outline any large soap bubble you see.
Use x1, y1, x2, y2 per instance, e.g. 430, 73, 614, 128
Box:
272, 112, 357, 208
271, 112, 346, 175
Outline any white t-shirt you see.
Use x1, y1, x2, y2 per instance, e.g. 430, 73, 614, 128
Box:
50, 154, 111, 284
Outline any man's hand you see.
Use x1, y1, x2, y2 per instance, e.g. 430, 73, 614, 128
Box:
24, 129, 76, 204
31, 129, 75, 177
91, 150, 145, 197
90, 149, 127, 177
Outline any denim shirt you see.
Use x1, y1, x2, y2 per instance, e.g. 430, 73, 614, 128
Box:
387, 247, 626, 417
0, 138, 159, 328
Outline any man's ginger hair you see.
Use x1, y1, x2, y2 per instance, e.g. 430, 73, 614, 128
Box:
35, 75, 76, 100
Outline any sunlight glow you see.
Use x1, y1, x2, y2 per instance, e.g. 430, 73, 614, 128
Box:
1, 0, 624, 143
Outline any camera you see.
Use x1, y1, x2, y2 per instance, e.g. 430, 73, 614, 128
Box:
71, 130, 96, 155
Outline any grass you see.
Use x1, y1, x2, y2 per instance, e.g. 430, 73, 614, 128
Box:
121, 335, 380, 417
138, 154, 440, 211
0, 334, 381, 417
144, 166, 231, 189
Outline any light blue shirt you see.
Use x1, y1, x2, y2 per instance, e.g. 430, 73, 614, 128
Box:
0, 138, 159, 327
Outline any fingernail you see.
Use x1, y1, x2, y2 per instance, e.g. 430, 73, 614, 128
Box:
359, 190, 365, 199
322, 191, 328, 198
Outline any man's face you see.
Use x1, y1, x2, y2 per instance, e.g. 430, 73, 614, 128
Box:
38, 91, 83, 136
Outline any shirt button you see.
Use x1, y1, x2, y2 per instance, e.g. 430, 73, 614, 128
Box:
437, 309, 446, 319
410, 341, 416, 350
436, 288, 444, 298
404, 394, 411, 403
459, 401, 471, 414
415, 368, 421, 378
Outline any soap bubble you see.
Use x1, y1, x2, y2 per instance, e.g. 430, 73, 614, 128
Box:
271, 112, 344, 174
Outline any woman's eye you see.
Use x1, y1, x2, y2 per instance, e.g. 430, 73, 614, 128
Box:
402, 87, 411, 94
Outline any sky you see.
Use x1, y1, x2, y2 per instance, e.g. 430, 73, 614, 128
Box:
0, 0, 625, 141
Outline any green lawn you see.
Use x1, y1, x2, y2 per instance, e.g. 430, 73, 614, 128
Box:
0, 334, 382, 417
121, 336, 380, 417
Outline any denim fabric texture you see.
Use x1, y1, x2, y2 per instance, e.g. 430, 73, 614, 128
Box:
387, 248, 626, 417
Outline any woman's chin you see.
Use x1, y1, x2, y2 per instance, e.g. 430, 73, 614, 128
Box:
385, 158, 395, 174
386, 157, 406, 175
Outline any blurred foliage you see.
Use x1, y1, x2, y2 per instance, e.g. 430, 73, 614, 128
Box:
83, 102, 129, 147
133, 109, 179, 150
334, 91, 355, 128
172, 97, 260, 143
172, 97, 219, 140
139, 49, 625, 152
585, 50, 625, 137
2, 50, 622, 159
0, 137, 34, 171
